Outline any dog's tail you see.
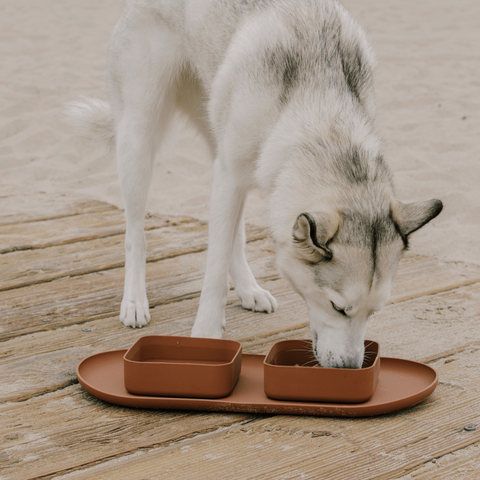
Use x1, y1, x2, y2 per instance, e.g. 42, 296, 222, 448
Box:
65, 95, 116, 150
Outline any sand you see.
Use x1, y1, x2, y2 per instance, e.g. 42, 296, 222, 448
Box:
1, 0, 479, 265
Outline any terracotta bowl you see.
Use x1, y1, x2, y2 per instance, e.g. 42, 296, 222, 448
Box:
124, 335, 242, 398
264, 339, 380, 403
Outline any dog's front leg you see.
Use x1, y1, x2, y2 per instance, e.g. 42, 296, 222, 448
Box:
117, 122, 153, 329
191, 161, 247, 338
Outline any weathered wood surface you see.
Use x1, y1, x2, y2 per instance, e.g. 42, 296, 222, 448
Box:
1, 192, 480, 480
0, 190, 115, 226
400, 444, 480, 479
0, 207, 195, 254
0, 236, 274, 342
1, 349, 478, 480
0, 219, 266, 291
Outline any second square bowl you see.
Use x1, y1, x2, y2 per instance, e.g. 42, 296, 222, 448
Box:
264, 339, 380, 403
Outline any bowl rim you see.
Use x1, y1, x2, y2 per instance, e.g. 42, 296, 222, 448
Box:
123, 335, 243, 368
263, 339, 380, 371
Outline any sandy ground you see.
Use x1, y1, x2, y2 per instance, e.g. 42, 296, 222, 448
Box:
0, 0, 479, 265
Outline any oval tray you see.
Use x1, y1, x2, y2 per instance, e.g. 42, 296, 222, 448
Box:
76, 350, 438, 417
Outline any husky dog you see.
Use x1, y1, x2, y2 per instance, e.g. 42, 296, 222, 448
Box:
68, 0, 442, 368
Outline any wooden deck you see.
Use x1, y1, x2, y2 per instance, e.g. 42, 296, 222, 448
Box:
1, 191, 480, 480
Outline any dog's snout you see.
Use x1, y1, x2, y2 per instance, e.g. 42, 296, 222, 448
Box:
310, 316, 366, 369
313, 343, 365, 369
317, 352, 362, 369
339, 355, 362, 369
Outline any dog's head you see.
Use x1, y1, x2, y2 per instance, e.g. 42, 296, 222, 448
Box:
275, 199, 442, 369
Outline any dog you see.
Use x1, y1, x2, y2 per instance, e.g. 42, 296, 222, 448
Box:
68, 0, 442, 368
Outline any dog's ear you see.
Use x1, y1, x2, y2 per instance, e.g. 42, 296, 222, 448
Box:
292, 212, 339, 262
391, 199, 443, 237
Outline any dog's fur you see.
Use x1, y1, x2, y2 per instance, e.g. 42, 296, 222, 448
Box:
68, 0, 442, 368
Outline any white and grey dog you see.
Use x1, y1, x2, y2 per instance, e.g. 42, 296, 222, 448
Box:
69, 0, 442, 368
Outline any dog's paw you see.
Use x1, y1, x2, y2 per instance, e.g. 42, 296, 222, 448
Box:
237, 285, 278, 313
120, 296, 151, 328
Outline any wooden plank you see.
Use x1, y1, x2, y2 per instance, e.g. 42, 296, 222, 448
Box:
2, 278, 480, 406
0, 190, 116, 226
15, 347, 479, 480
392, 254, 480, 303
0, 208, 195, 253
402, 444, 480, 479
0, 386, 251, 480
0, 237, 277, 343
0, 221, 266, 291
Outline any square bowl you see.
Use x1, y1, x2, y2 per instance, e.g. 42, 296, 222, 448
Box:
124, 335, 242, 398
264, 339, 380, 403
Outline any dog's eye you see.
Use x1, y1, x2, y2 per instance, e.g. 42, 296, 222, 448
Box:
331, 301, 346, 316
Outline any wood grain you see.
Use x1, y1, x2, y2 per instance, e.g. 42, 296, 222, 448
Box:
0, 191, 116, 226
0, 207, 195, 254
0, 386, 251, 480
402, 444, 480, 479
0, 220, 266, 291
